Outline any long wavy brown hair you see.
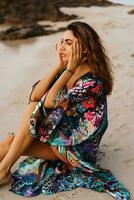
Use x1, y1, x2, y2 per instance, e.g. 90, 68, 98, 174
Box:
67, 21, 114, 96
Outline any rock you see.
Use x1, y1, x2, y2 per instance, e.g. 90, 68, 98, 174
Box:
0, 1, 77, 25
0, 23, 66, 40
0, 0, 118, 40
0, 0, 116, 25
0, 0, 10, 7
128, 9, 134, 14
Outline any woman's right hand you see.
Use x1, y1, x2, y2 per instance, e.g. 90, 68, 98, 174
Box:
55, 41, 68, 70
67, 38, 83, 73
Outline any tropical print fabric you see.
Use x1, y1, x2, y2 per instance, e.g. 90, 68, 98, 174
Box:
9, 70, 130, 200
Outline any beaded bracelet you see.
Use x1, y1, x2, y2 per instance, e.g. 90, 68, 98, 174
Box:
66, 68, 73, 74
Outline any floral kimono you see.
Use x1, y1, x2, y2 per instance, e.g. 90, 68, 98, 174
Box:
9, 69, 130, 200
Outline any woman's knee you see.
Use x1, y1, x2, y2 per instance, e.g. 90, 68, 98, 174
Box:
20, 101, 38, 123
26, 101, 38, 111
28, 98, 39, 105
29, 101, 38, 106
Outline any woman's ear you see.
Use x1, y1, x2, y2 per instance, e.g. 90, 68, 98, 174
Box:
82, 45, 88, 54
82, 50, 88, 57
81, 49, 88, 63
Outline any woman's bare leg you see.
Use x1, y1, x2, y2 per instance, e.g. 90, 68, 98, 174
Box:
0, 134, 58, 161
0, 102, 55, 183
0, 134, 14, 160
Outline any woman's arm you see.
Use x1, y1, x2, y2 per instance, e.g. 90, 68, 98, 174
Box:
44, 38, 83, 109
30, 64, 64, 102
44, 68, 73, 108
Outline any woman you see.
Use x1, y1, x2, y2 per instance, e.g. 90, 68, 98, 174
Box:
0, 21, 130, 199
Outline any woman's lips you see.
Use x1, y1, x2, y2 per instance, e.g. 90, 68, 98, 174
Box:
61, 53, 66, 57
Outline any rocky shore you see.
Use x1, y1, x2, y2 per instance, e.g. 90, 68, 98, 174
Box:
0, 0, 118, 40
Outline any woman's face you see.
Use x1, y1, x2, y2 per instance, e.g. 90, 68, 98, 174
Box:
58, 30, 77, 62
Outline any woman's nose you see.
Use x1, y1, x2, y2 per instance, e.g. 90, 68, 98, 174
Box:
60, 42, 66, 51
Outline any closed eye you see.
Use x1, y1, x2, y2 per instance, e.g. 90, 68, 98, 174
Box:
61, 38, 73, 46
66, 42, 72, 46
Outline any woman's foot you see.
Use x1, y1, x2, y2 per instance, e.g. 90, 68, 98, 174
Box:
0, 133, 15, 186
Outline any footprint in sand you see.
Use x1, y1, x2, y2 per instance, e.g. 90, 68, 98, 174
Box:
97, 151, 106, 161
102, 144, 111, 148
113, 147, 123, 152
124, 158, 134, 166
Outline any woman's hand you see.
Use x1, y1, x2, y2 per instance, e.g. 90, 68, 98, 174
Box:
67, 38, 84, 73
55, 41, 68, 70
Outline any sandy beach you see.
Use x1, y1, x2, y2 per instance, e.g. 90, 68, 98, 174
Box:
0, 4, 134, 200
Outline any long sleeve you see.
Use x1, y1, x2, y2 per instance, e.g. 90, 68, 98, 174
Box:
29, 73, 108, 146
47, 76, 108, 146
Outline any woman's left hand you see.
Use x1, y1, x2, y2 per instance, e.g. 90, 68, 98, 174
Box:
55, 41, 68, 69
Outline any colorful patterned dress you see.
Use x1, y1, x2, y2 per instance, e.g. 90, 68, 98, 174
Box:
9, 69, 130, 200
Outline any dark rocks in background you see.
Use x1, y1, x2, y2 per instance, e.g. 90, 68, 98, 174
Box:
128, 9, 134, 14
0, 0, 10, 7
0, 0, 116, 40
0, 0, 116, 25
0, 0, 78, 25
0, 23, 66, 40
